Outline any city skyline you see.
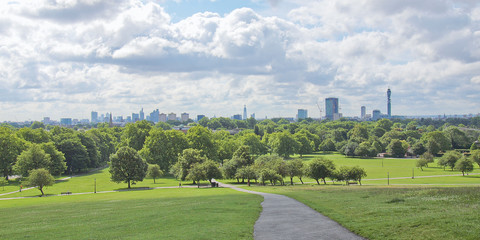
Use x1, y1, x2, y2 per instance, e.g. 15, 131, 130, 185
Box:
1, 1, 480, 121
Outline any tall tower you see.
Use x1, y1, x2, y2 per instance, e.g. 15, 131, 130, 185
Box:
243, 105, 247, 120
387, 88, 391, 118
361, 106, 366, 119
325, 97, 339, 120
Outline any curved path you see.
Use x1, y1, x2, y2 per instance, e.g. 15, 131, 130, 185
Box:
218, 182, 364, 240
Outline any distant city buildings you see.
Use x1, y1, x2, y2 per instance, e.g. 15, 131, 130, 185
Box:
140, 108, 144, 121
387, 88, 392, 118
297, 109, 308, 120
372, 110, 381, 120
149, 109, 159, 123
91, 111, 98, 123
181, 113, 189, 122
197, 115, 205, 121
243, 105, 247, 120
325, 97, 339, 120
233, 114, 242, 120
159, 113, 167, 122
361, 106, 366, 119
168, 113, 176, 121
60, 118, 72, 126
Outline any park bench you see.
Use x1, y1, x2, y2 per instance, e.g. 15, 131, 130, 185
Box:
61, 191, 72, 195
347, 182, 358, 185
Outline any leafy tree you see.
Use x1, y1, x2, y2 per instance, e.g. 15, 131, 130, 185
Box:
170, 148, 206, 183
424, 131, 452, 152
187, 126, 217, 160
86, 129, 115, 164
455, 157, 474, 176
438, 150, 462, 171
342, 141, 359, 156
109, 147, 148, 188
155, 122, 172, 130
0, 127, 26, 179
387, 139, 406, 158
146, 164, 163, 183
412, 142, 427, 156
269, 131, 300, 158
56, 138, 89, 173
349, 166, 367, 185
120, 120, 152, 151
348, 124, 369, 142
77, 132, 101, 168
320, 138, 336, 152
30, 121, 46, 129
16, 128, 50, 144
235, 165, 257, 184
286, 159, 304, 185
416, 152, 434, 171
471, 150, 480, 167
294, 132, 314, 158
140, 128, 188, 171
240, 133, 267, 156
354, 142, 371, 157
444, 126, 470, 149
40, 142, 66, 176
14, 144, 51, 177
376, 119, 393, 132
202, 159, 222, 183
186, 163, 206, 184
258, 168, 282, 186
333, 166, 366, 185
306, 158, 336, 185
27, 168, 54, 196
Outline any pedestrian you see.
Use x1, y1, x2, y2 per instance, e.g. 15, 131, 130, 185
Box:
179, 182, 182, 188
20, 184, 22, 192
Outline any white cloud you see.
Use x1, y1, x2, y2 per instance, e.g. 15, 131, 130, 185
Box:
0, 0, 479, 121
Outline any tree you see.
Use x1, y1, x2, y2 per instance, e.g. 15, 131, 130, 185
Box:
471, 150, 480, 167
240, 133, 267, 156
342, 142, 359, 156
387, 139, 406, 158
306, 158, 336, 185
438, 150, 462, 171
109, 147, 148, 189
416, 152, 434, 171
258, 168, 282, 186
120, 120, 152, 151
77, 132, 101, 168
186, 163, 206, 184
140, 128, 188, 172
235, 165, 256, 185
269, 131, 300, 158
286, 159, 304, 185
455, 157, 474, 176
0, 127, 25, 179
27, 168, 54, 196
187, 126, 217, 160
170, 148, 206, 183
14, 144, 51, 177
354, 142, 371, 157
16, 127, 50, 144
294, 132, 314, 158
146, 164, 163, 183
349, 166, 367, 185
56, 138, 89, 173
376, 119, 393, 132
320, 138, 336, 152
202, 159, 222, 183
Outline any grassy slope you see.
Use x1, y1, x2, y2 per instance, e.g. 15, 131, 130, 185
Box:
0, 188, 262, 240
290, 153, 480, 184
247, 185, 480, 240
4, 167, 183, 198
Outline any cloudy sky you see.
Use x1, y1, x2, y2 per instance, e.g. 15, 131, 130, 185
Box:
1, 0, 480, 122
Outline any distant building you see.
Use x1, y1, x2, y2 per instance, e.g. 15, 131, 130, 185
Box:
372, 110, 381, 121
168, 113, 176, 121
140, 108, 144, 121
159, 113, 167, 122
181, 113, 189, 122
60, 118, 72, 126
387, 88, 392, 118
149, 109, 159, 123
297, 109, 308, 120
197, 115, 205, 121
333, 113, 343, 121
325, 97, 339, 120
233, 114, 242, 120
132, 113, 139, 122
126, 116, 132, 122
361, 106, 366, 119
43, 117, 51, 125
91, 111, 98, 123
243, 105, 247, 120
250, 113, 255, 119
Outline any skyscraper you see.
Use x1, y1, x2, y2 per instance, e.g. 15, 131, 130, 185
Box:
387, 88, 391, 118
297, 109, 308, 120
140, 108, 144, 121
325, 98, 339, 120
91, 111, 98, 123
361, 106, 366, 119
243, 105, 247, 120
181, 113, 189, 122
372, 110, 381, 121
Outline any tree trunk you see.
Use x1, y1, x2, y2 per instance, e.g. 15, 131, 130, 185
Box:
299, 177, 304, 184
128, 180, 131, 189
323, 178, 327, 185
154, 178, 156, 184
359, 180, 362, 186
290, 177, 293, 185
462, 171, 465, 176
40, 187, 44, 196
316, 179, 320, 185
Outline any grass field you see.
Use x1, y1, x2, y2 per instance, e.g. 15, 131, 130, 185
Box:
246, 184, 480, 240
0, 188, 262, 240
289, 153, 480, 185
3, 167, 184, 198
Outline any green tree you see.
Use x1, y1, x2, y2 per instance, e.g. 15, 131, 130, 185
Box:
0, 127, 26, 179
286, 159, 304, 185
30, 121, 46, 129
140, 128, 188, 171
202, 159, 223, 183
387, 139, 406, 158
56, 138, 89, 173
269, 131, 300, 158
454, 157, 474, 176
306, 158, 336, 185
354, 142, 371, 157
438, 150, 462, 171
109, 147, 148, 189
16, 127, 50, 144
77, 132, 101, 168
342, 141, 359, 156
235, 165, 257, 184
26, 168, 54, 196
240, 133, 267, 156
349, 166, 367, 185
155, 122, 172, 130
121, 120, 152, 151
40, 142, 66, 176
294, 132, 314, 158
170, 148, 206, 183
320, 138, 336, 152
416, 152, 434, 171
187, 126, 217, 160
146, 164, 163, 183
471, 150, 480, 167
376, 119, 393, 132
444, 126, 470, 149
14, 144, 51, 177
186, 163, 206, 184
258, 168, 282, 186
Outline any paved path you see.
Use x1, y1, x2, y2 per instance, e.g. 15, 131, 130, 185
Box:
218, 182, 364, 240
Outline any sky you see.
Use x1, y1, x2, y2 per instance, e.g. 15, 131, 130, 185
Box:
1, 0, 480, 122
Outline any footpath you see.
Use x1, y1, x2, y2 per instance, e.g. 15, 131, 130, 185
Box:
218, 182, 364, 240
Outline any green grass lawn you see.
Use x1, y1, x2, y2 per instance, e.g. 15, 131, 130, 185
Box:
3, 167, 185, 198
245, 184, 480, 240
0, 188, 262, 240
290, 152, 480, 184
